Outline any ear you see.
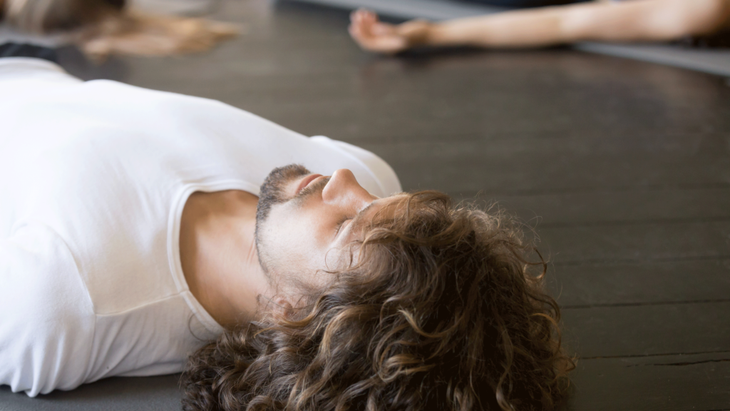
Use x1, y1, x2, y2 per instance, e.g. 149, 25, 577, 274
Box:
270, 296, 294, 320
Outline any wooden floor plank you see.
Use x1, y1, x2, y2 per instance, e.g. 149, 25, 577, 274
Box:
561, 302, 730, 358
364, 140, 730, 194
564, 352, 730, 411
548, 259, 730, 307
249, 99, 730, 146
466, 187, 730, 227
538, 221, 730, 265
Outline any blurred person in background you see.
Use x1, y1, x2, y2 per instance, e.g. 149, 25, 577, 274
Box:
349, 0, 730, 53
0, 0, 238, 59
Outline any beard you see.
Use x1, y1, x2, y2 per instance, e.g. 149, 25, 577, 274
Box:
255, 164, 311, 226
255, 164, 331, 276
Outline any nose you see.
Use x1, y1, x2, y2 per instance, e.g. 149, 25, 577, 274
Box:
322, 169, 375, 208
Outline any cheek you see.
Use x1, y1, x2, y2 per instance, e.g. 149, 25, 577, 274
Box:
264, 207, 330, 272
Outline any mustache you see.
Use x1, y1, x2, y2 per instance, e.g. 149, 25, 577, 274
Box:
295, 176, 331, 201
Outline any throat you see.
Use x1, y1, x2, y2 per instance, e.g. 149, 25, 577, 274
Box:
179, 189, 267, 329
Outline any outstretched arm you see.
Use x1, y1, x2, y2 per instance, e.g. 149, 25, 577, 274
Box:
349, 0, 730, 53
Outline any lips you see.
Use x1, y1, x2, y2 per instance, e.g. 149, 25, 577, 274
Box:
295, 174, 323, 195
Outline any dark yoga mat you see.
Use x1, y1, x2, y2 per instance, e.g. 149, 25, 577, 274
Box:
0, 375, 182, 411
290, 0, 730, 78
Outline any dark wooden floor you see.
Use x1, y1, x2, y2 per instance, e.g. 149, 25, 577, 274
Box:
3, 0, 730, 410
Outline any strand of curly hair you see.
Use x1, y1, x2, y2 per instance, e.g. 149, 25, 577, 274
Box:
181, 190, 575, 411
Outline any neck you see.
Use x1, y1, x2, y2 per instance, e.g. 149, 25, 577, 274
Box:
179, 190, 270, 329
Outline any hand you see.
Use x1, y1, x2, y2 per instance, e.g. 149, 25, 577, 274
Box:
348, 9, 431, 54
79, 13, 239, 61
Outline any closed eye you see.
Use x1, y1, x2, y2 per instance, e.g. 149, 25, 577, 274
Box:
335, 217, 352, 235
333, 201, 376, 239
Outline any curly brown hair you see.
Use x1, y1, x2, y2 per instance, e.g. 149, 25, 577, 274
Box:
181, 191, 574, 411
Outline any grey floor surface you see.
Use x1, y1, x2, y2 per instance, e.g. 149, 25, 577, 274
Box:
2, 0, 730, 410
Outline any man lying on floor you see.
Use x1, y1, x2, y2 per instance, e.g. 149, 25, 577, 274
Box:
0, 56, 573, 411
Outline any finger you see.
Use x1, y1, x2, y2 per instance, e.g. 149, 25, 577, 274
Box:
349, 15, 370, 37
371, 22, 393, 36
349, 22, 375, 44
372, 37, 408, 53
356, 33, 407, 53
349, 28, 376, 50
350, 20, 371, 40
363, 10, 377, 26
353, 8, 370, 23
348, 24, 365, 42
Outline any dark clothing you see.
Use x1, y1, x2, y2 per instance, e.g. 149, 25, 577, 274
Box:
0, 43, 59, 63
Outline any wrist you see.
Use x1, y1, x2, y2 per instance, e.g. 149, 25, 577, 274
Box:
397, 19, 435, 47
419, 22, 441, 47
424, 23, 459, 47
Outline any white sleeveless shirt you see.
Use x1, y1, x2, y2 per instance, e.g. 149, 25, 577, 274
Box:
0, 58, 401, 397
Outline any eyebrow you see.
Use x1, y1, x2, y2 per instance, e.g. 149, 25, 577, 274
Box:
340, 201, 377, 241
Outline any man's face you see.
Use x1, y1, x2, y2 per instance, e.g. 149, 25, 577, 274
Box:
255, 164, 396, 291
